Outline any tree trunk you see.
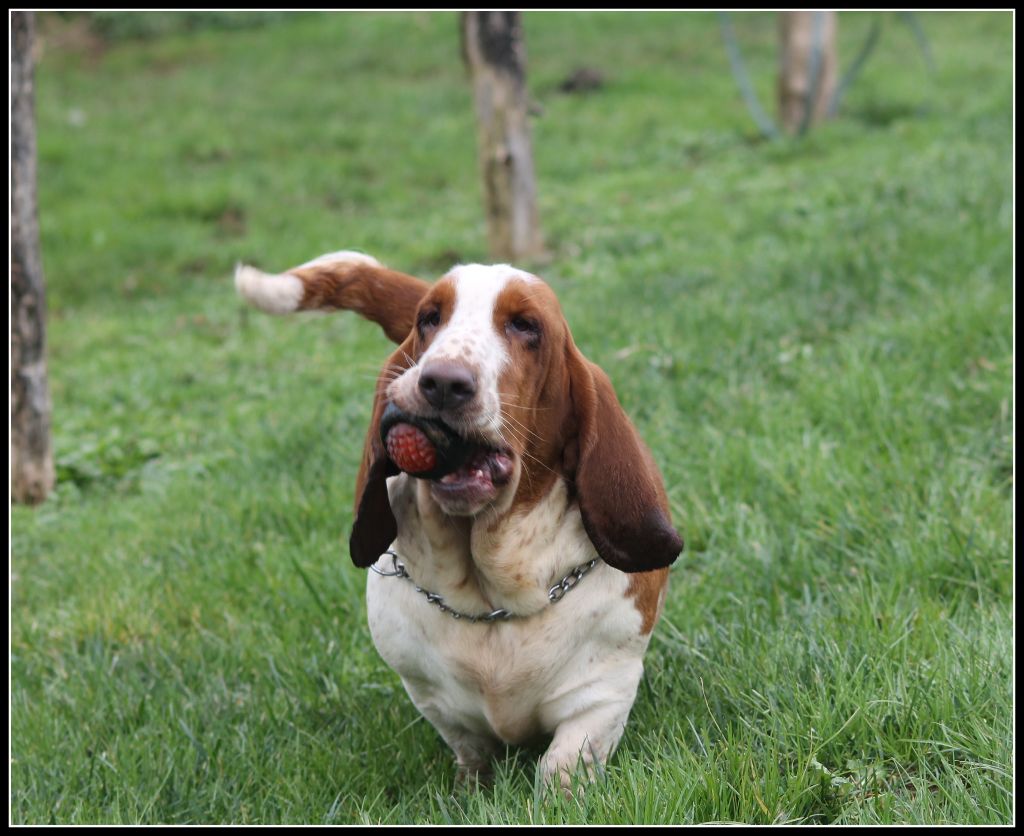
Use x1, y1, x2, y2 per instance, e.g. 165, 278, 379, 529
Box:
12, 11, 56, 505
778, 11, 838, 134
460, 11, 544, 262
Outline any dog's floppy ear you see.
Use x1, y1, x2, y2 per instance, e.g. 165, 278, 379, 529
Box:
349, 336, 416, 567
565, 339, 683, 573
235, 251, 430, 344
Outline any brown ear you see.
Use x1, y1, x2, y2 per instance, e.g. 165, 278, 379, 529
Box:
566, 341, 683, 573
348, 337, 415, 567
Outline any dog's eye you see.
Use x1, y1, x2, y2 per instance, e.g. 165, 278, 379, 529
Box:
506, 315, 540, 344
418, 309, 441, 331
507, 315, 540, 333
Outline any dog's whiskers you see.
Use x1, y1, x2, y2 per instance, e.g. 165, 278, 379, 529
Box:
498, 422, 557, 480
501, 411, 546, 446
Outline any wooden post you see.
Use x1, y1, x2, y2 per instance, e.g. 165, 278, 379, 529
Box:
460, 11, 544, 262
12, 11, 56, 505
778, 11, 838, 134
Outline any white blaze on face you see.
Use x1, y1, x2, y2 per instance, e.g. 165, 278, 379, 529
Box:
391, 264, 538, 437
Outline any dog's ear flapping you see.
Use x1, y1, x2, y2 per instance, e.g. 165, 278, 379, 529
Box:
349, 337, 418, 567
565, 339, 683, 573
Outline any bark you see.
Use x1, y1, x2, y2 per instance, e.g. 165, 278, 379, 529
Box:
778, 11, 838, 134
12, 11, 55, 505
460, 11, 544, 262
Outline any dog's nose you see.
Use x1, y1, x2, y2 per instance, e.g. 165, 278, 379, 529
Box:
419, 362, 478, 411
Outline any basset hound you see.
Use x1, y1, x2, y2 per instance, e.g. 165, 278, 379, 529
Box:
236, 251, 683, 790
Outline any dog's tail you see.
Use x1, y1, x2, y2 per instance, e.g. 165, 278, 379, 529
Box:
234, 251, 429, 344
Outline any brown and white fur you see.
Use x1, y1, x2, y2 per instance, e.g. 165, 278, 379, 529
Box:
235, 251, 683, 790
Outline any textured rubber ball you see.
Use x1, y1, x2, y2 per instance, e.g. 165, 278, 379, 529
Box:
378, 402, 474, 480
385, 423, 437, 474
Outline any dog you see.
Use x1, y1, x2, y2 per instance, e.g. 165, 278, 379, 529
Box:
235, 251, 683, 790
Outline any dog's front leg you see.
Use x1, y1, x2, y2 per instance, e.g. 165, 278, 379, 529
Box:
437, 720, 503, 789
538, 698, 637, 794
402, 680, 502, 788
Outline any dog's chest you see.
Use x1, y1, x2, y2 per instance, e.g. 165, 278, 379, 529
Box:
364, 477, 648, 743
366, 564, 644, 744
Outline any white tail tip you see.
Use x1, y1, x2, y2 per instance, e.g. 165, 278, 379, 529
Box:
234, 263, 304, 315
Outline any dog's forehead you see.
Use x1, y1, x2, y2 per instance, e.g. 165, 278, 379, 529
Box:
442, 264, 541, 317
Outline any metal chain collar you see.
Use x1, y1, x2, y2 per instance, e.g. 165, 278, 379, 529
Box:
370, 550, 599, 624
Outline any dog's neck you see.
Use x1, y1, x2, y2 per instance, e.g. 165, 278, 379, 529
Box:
387, 474, 594, 617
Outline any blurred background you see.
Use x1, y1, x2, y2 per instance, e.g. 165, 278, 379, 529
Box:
11, 11, 1013, 825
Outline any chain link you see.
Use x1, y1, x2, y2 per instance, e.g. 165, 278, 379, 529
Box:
374, 550, 598, 624
548, 559, 598, 602
369, 551, 409, 578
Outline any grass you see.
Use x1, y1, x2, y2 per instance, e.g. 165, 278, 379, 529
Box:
11, 11, 1013, 824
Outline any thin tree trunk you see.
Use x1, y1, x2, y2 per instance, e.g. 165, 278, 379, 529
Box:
778, 11, 838, 134
460, 11, 544, 262
12, 11, 56, 505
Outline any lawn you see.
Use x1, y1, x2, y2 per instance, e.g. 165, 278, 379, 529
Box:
10, 11, 1013, 824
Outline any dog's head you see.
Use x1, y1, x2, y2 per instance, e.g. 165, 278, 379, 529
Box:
235, 254, 682, 574
351, 263, 683, 574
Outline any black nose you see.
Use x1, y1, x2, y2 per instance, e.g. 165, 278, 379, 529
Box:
418, 362, 478, 411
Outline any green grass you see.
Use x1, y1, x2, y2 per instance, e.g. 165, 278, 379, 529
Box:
12, 11, 1012, 824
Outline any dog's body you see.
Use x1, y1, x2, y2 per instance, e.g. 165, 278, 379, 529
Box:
236, 251, 683, 788
366, 475, 663, 786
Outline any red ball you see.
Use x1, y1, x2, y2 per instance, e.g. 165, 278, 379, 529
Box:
385, 422, 438, 474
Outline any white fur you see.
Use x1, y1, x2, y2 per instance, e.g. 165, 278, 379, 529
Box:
420, 264, 519, 428
387, 264, 537, 442
367, 474, 652, 787
234, 264, 304, 315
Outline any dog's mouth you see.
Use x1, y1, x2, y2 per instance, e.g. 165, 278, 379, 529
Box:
433, 445, 514, 495
380, 403, 514, 507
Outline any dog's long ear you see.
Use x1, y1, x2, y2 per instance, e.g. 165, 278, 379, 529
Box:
349, 336, 417, 567
565, 339, 683, 573
235, 251, 430, 344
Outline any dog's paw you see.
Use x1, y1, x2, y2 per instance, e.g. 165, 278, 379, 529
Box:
539, 751, 607, 802
455, 763, 495, 792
